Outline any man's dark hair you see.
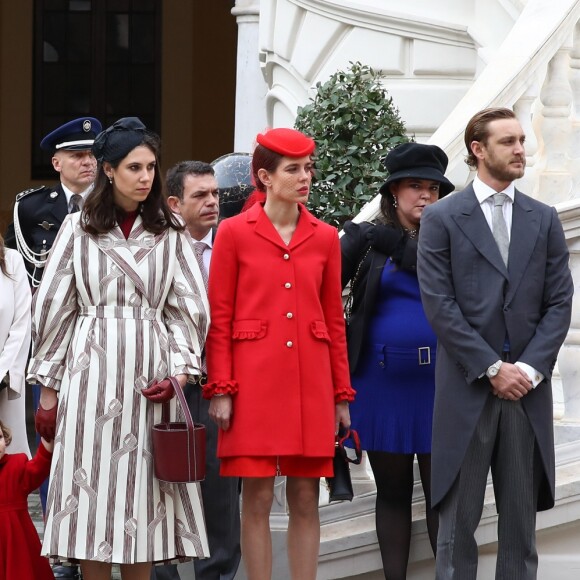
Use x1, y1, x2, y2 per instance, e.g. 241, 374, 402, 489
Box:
166, 161, 215, 200
464, 107, 517, 169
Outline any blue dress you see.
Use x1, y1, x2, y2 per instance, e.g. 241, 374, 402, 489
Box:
349, 259, 436, 454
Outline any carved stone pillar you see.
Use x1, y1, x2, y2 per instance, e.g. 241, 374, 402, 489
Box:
538, 43, 574, 205
554, 203, 580, 439
514, 81, 540, 195
569, 21, 580, 194
232, 0, 268, 152
557, 25, 580, 437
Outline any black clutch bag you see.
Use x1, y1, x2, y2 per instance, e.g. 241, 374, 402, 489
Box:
326, 427, 362, 502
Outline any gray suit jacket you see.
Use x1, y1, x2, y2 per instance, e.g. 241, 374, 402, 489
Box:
417, 184, 573, 511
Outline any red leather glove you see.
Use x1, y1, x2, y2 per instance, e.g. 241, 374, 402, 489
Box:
141, 378, 175, 403
35, 403, 57, 442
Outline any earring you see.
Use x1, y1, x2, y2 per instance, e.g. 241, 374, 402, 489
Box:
108, 175, 113, 184
392, 196, 398, 208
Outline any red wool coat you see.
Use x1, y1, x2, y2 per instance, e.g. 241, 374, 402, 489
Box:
0, 444, 54, 580
206, 203, 354, 459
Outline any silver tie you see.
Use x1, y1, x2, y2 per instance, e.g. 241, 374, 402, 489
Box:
492, 193, 509, 266
69, 194, 82, 214
193, 242, 209, 292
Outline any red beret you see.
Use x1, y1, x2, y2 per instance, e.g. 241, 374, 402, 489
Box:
256, 128, 315, 157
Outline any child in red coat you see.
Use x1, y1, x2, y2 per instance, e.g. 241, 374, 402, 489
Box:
0, 419, 54, 579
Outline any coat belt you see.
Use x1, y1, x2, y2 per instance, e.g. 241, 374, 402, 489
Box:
79, 305, 163, 321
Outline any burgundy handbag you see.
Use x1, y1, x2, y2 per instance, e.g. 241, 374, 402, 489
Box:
151, 376, 206, 482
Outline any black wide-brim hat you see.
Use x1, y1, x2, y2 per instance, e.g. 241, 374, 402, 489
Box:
379, 142, 454, 197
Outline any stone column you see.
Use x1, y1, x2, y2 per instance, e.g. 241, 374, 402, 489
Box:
555, 204, 580, 440
538, 42, 574, 205
569, 21, 580, 193
232, 0, 268, 153
514, 81, 540, 195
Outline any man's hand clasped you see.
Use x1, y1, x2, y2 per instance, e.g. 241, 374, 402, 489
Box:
490, 362, 532, 400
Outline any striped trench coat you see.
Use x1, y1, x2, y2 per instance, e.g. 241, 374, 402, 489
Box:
28, 213, 210, 565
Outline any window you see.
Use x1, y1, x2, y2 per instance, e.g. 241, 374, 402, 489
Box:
33, 0, 161, 179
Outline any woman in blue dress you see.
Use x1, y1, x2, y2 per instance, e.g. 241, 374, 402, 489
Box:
341, 143, 454, 579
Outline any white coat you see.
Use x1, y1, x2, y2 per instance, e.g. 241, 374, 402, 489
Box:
0, 248, 32, 456
28, 214, 210, 564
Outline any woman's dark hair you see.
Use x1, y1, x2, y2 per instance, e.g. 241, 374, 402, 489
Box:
81, 132, 183, 235
251, 144, 284, 193
240, 144, 287, 211
0, 234, 10, 278
379, 183, 404, 230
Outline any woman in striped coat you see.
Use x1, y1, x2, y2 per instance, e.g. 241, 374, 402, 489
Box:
28, 118, 209, 579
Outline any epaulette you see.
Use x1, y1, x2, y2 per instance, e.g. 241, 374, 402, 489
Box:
15, 185, 47, 202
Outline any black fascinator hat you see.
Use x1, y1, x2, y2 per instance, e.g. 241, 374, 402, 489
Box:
92, 117, 151, 164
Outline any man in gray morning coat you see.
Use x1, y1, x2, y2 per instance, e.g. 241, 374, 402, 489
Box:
417, 107, 573, 580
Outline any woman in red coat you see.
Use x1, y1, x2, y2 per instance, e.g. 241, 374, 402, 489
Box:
204, 128, 355, 579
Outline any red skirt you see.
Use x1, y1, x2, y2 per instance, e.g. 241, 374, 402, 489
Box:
220, 456, 333, 478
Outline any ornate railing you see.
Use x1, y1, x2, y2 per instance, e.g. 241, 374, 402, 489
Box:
355, 0, 580, 221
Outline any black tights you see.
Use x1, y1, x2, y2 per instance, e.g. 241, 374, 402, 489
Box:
367, 451, 438, 580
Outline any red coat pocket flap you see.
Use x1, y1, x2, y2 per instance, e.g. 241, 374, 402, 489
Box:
232, 319, 267, 340
311, 320, 331, 342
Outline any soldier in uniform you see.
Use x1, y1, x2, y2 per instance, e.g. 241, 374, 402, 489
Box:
5, 117, 102, 287
4, 117, 101, 580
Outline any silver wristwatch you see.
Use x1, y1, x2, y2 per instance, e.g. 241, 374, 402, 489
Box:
486, 360, 503, 379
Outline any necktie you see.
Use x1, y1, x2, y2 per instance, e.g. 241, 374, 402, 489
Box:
492, 193, 509, 266
193, 242, 209, 374
194, 242, 209, 292
69, 194, 82, 214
